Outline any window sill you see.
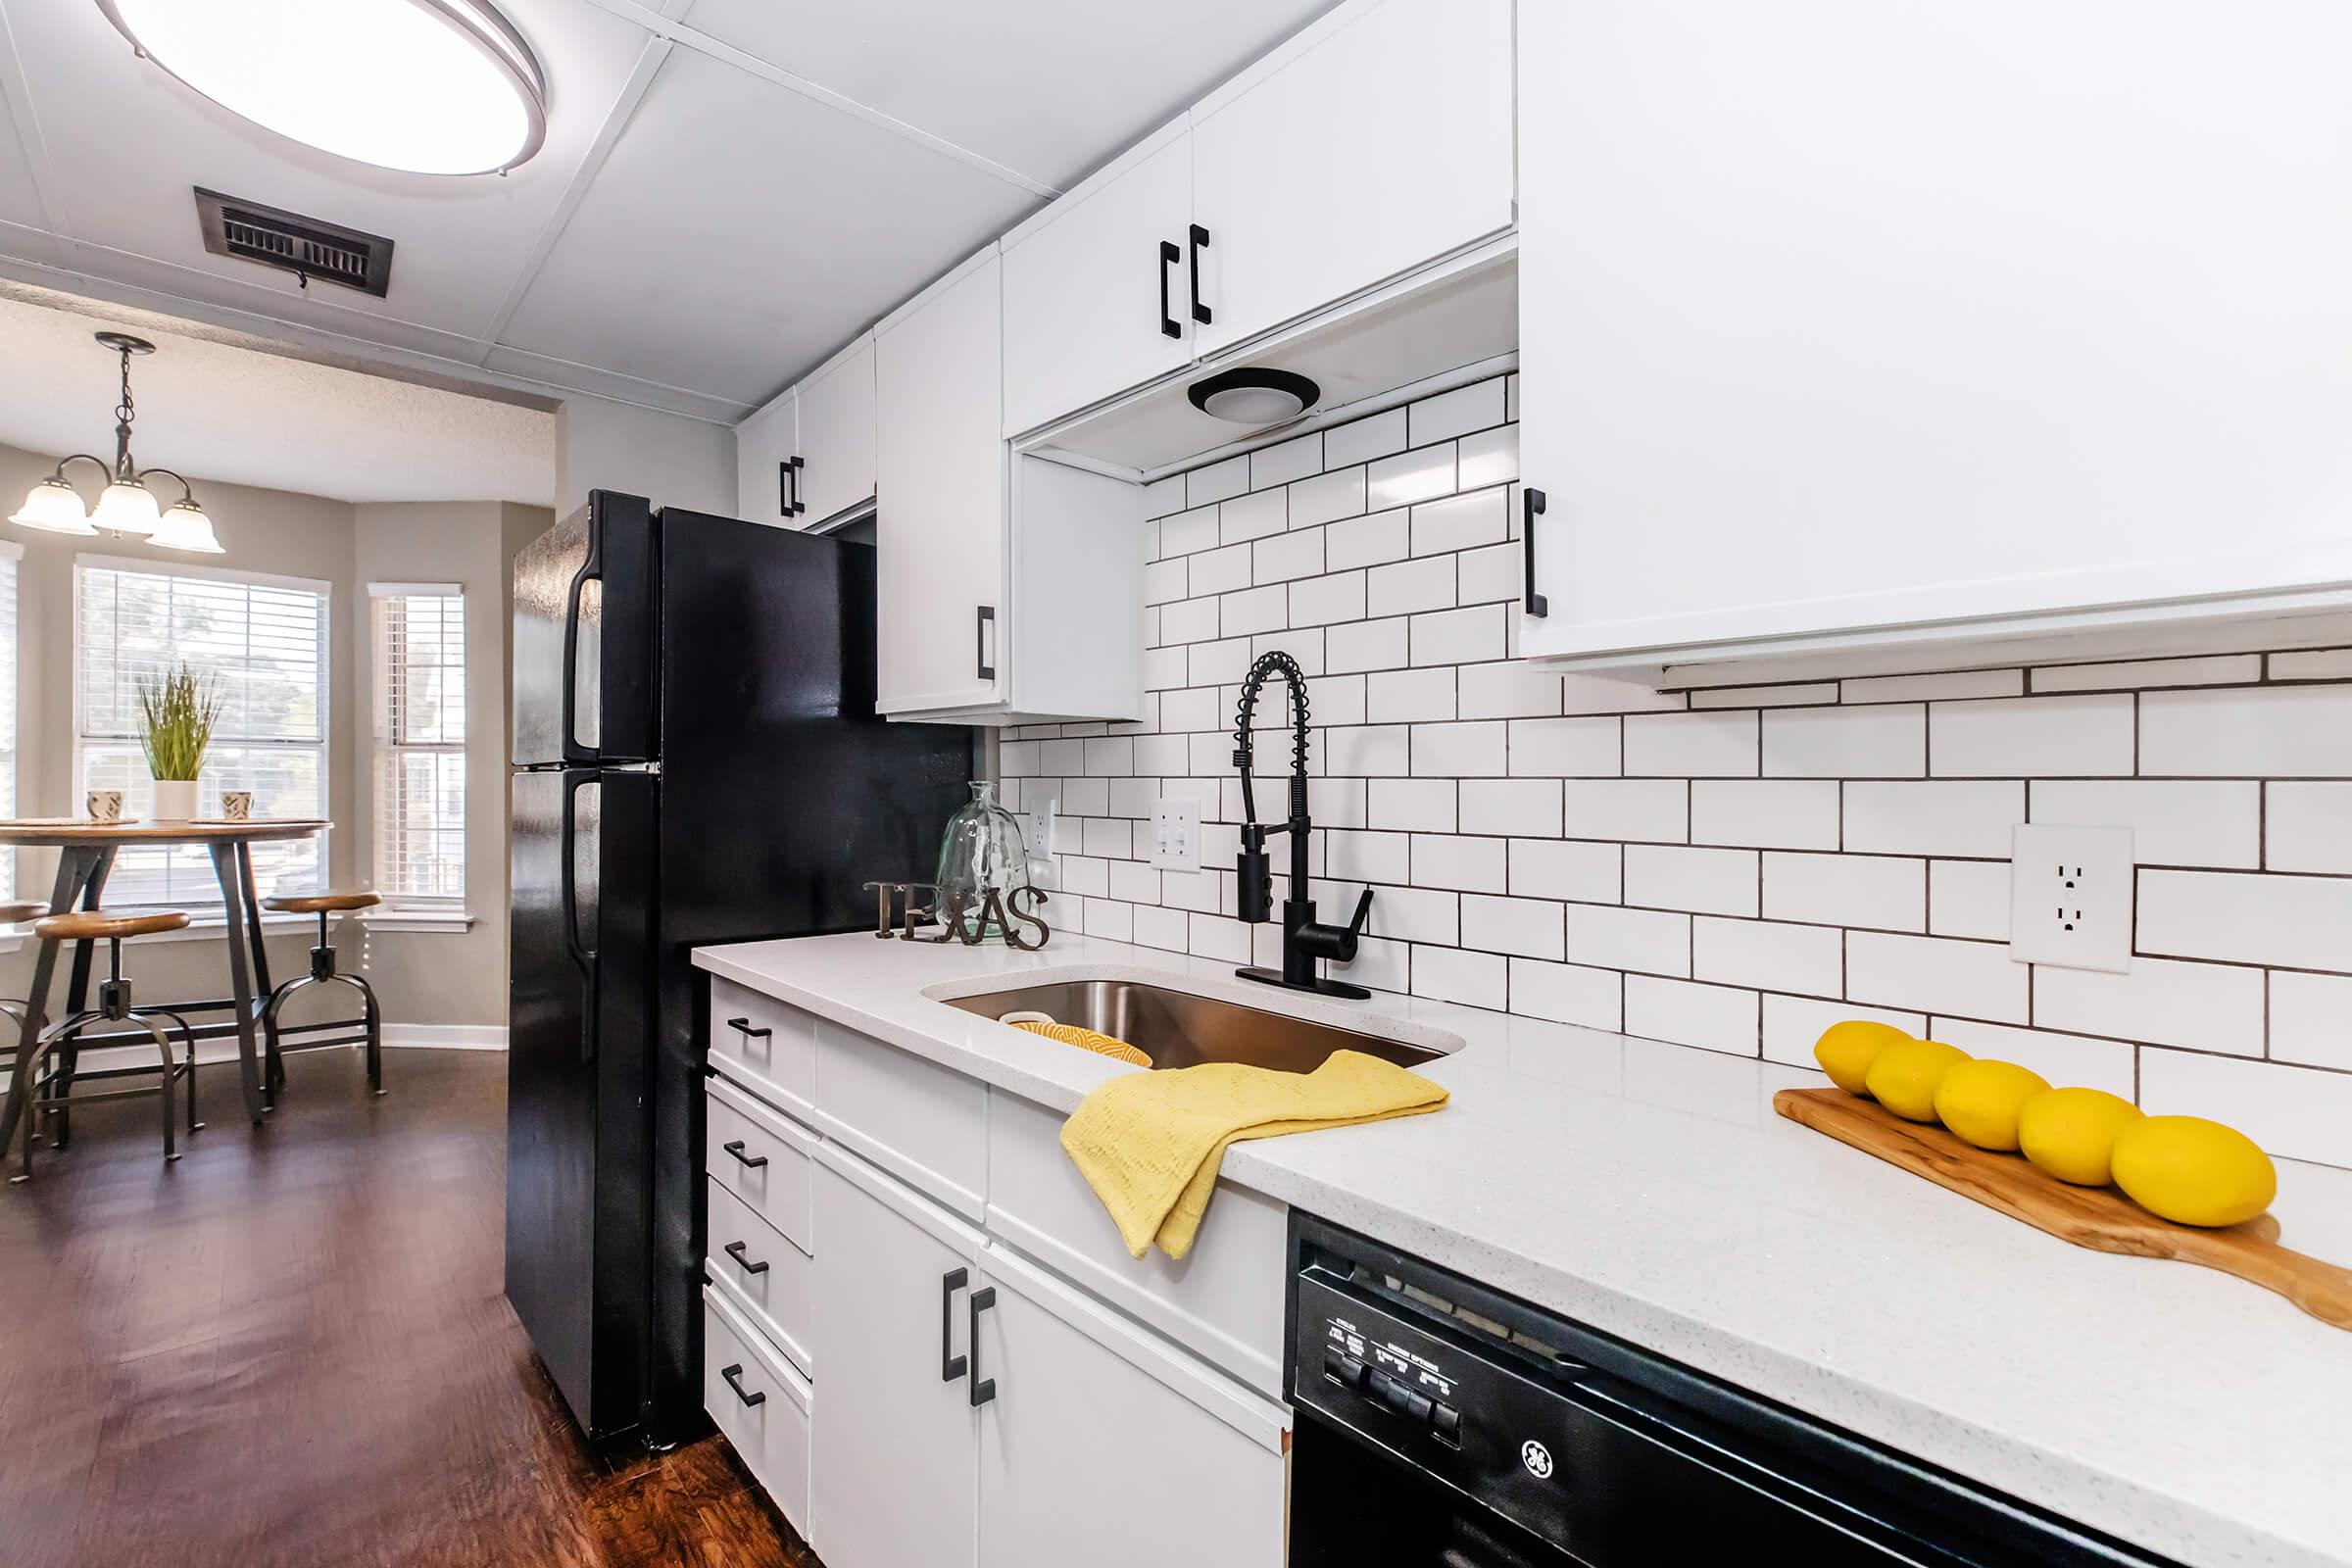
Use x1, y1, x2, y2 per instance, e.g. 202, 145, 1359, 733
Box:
360, 908, 478, 934
122, 913, 314, 946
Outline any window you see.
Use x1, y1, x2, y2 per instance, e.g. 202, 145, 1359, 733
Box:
74, 557, 329, 909
0, 542, 18, 901
371, 585, 466, 906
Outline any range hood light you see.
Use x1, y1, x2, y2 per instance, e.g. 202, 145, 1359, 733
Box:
1187, 368, 1321, 427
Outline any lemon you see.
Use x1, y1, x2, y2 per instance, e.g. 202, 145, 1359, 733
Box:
1863, 1039, 1969, 1122
2018, 1088, 2143, 1186
1933, 1059, 2051, 1152
2110, 1116, 2277, 1228
1813, 1019, 1913, 1098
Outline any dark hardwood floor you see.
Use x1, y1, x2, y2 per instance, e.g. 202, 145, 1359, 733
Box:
0, 1048, 813, 1568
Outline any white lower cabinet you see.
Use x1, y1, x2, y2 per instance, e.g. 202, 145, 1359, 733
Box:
705, 1284, 812, 1535
976, 1247, 1288, 1568
808, 1143, 983, 1568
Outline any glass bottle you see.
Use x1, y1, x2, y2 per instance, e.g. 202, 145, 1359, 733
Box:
933, 780, 1030, 942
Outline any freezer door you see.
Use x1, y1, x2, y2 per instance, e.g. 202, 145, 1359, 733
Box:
512, 492, 659, 767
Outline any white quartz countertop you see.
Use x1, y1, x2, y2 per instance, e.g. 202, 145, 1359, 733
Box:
694, 931, 2352, 1568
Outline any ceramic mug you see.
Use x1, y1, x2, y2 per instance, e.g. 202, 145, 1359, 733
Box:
85, 789, 122, 823
220, 790, 253, 822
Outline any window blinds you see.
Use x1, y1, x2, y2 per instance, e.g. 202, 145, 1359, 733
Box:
75, 558, 329, 907
373, 588, 466, 904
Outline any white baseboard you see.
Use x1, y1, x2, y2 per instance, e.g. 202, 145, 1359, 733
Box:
381, 1023, 507, 1051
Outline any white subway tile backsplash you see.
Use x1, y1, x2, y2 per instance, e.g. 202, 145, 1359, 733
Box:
1625, 845, 1758, 917
1760, 995, 1925, 1070
1161, 503, 1221, 556
1413, 946, 1506, 1008
1459, 778, 1562, 837
1843, 781, 2022, 858
2269, 648, 2352, 681
1323, 724, 1409, 777
2034, 956, 2264, 1056
1143, 473, 1186, 519
1220, 584, 1287, 636
1144, 557, 1188, 605
1841, 669, 2024, 704
1697, 683, 1839, 710
2028, 780, 2259, 869
1158, 685, 1219, 733
1625, 711, 1759, 778
1289, 570, 1366, 628
1454, 542, 1519, 606
1510, 716, 1619, 778
1289, 466, 1367, 528
1370, 778, 1455, 833
1692, 917, 1842, 997
2137, 1051, 2352, 1168
1461, 894, 1566, 960
1367, 667, 1455, 723
1766, 852, 1923, 932
1510, 958, 1623, 1030
1455, 424, 1519, 490
1218, 486, 1289, 544
1408, 379, 1505, 446
1412, 721, 1507, 777
1845, 932, 2029, 1023
1559, 674, 1686, 716
1252, 528, 1325, 585
1188, 543, 1250, 597
1325, 508, 1411, 571
2139, 869, 2352, 972
1460, 662, 1563, 720
1411, 834, 1507, 893
1563, 779, 1687, 844
2029, 654, 2260, 693
1187, 455, 1249, 507
1566, 904, 1690, 977
1367, 444, 1457, 510
1409, 488, 1508, 557
1324, 407, 1407, 468
2140, 686, 2352, 777
1511, 839, 1623, 904
1132, 903, 1188, 953
1925, 858, 2009, 940
2264, 782, 2352, 873
1625, 977, 1758, 1056
1158, 595, 1218, 645
1762, 704, 1925, 778
1922, 1019, 2136, 1101
1930, 694, 2134, 777
1326, 616, 1409, 675
1367, 557, 1455, 617
1690, 780, 1839, 850
1248, 432, 1322, 492
1190, 637, 1255, 689
1410, 605, 1504, 666
2271, 970, 2352, 1071
1327, 829, 1410, 886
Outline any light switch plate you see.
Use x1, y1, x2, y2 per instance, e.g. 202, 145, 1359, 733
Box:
1151, 796, 1202, 872
2008, 823, 2132, 973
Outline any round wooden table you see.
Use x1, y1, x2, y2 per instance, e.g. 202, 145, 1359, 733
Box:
0, 818, 329, 1171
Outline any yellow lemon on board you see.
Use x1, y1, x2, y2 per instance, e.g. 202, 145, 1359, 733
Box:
2110, 1116, 2278, 1228
1863, 1039, 1969, 1122
2018, 1088, 2144, 1186
1933, 1059, 2052, 1152
1813, 1019, 1913, 1098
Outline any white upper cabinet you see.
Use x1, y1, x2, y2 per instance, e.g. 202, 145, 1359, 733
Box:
875, 250, 1010, 716
1001, 122, 1199, 439
1190, 0, 1514, 359
794, 335, 877, 526
1519, 0, 2352, 674
734, 389, 796, 529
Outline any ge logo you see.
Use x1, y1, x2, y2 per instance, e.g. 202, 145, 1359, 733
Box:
1520, 1439, 1554, 1479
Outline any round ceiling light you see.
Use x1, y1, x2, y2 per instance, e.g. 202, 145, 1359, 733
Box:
1187, 367, 1321, 427
99, 0, 547, 175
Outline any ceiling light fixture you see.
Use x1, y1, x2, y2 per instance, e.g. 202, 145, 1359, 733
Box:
1187, 367, 1322, 427
98, 0, 547, 176
10, 334, 223, 555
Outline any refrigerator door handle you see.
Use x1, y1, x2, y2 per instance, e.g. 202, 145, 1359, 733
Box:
560, 525, 603, 764
560, 769, 599, 1063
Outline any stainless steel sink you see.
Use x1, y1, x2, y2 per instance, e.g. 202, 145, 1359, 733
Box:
938, 979, 1442, 1073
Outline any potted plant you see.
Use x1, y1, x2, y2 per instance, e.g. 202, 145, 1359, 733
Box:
136, 663, 220, 824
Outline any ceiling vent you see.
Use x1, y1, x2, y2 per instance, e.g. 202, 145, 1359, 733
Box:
194, 188, 394, 297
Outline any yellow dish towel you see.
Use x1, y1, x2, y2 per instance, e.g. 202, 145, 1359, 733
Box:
1060, 1050, 1447, 1261
1007, 1019, 1152, 1068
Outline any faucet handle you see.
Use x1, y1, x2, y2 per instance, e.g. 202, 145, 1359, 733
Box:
1334, 887, 1374, 961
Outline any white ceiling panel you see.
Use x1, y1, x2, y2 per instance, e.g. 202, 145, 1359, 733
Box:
681, 0, 1339, 190
0, 0, 655, 342
0, 101, 45, 231
501, 47, 1036, 406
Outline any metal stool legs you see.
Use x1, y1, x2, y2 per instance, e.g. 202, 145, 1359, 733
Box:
11, 938, 195, 1181
260, 908, 385, 1102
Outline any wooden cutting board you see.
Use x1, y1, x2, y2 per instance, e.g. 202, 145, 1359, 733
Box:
1775, 1087, 2352, 1331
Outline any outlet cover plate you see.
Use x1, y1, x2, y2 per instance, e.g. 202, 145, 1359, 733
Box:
1024, 791, 1058, 888
1151, 796, 1202, 872
2009, 823, 2132, 973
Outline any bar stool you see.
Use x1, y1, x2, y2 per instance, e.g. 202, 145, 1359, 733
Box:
15, 909, 198, 1180
259, 892, 384, 1102
0, 899, 53, 1058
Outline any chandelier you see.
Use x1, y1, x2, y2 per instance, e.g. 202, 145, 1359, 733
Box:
10, 333, 221, 553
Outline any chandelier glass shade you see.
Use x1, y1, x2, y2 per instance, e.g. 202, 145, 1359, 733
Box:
9, 476, 99, 535
10, 333, 221, 553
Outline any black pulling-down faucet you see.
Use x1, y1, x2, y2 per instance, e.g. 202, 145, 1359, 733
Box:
1232, 651, 1375, 1000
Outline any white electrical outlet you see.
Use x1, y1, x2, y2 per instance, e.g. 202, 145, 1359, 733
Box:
2008, 823, 2132, 973
1152, 796, 1202, 872
1025, 792, 1058, 889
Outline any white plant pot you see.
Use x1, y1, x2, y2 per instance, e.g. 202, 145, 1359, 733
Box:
151, 778, 199, 824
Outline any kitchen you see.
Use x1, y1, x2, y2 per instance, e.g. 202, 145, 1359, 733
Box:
3, 2, 2351, 1566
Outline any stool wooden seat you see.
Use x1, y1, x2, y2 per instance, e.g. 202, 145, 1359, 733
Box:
262, 892, 381, 914
0, 901, 47, 924
34, 909, 191, 942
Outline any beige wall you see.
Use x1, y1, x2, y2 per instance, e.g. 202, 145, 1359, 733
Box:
0, 441, 534, 1034
555, 394, 734, 517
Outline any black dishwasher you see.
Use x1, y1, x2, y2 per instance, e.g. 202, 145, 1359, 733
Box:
1288, 1215, 2178, 1568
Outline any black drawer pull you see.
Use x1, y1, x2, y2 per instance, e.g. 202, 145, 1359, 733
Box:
968, 1284, 998, 1407
720, 1362, 766, 1407
723, 1240, 770, 1275
941, 1267, 968, 1383
1157, 239, 1181, 339
1188, 222, 1211, 325
726, 1016, 773, 1042
720, 1139, 769, 1170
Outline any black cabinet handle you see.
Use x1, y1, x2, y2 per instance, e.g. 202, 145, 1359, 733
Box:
726, 1016, 772, 1043
720, 1139, 768, 1170
1523, 487, 1549, 618
968, 1284, 998, 1407
1188, 223, 1211, 325
723, 1239, 770, 1275
1157, 239, 1181, 339
720, 1363, 766, 1407
779, 455, 806, 517
941, 1267, 968, 1383
975, 605, 996, 681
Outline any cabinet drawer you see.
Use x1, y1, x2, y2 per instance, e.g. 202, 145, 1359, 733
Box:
706, 1074, 814, 1251
708, 1177, 814, 1377
709, 977, 816, 1117
704, 1283, 811, 1534
812, 1020, 988, 1220
985, 1088, 1287, 1397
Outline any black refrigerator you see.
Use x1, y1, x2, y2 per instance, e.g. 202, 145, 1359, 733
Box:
508, 490, 971, 1445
